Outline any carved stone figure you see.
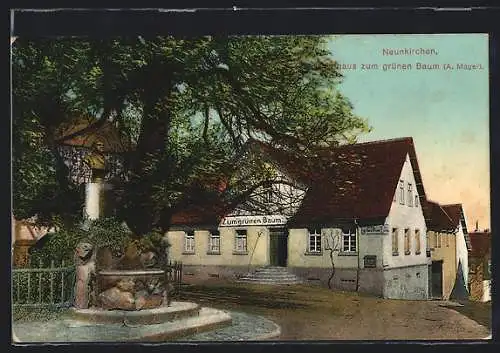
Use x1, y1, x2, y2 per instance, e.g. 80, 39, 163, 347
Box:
74, 242, 96, 309
140, 251, 157, 269
98, 286, 136, 310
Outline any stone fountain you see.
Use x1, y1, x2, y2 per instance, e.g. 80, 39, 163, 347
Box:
66, 141, 235, 340
13, 129, 280, 342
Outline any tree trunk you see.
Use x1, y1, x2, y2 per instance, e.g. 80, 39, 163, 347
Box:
121, 79, 173, 236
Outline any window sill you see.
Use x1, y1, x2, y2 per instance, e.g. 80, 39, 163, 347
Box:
182, 252, 195, 255
392, 252, 399, 256
233, 251, 248, 255
304, 251, 323, 256
339, 252, 358, 256
207, 251, 221, 255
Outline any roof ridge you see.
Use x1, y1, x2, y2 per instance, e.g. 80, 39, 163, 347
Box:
442, 203, 462, 208
344, 137, 413, 147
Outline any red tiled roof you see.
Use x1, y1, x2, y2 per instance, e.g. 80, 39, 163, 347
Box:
422, 200, 456, 232
170, 205, 225, 227
468, 231, 491, 257
169, 187, 231, 228
442, 204, 468, 231
287, 137, 426, 226
168, 137, 427, 228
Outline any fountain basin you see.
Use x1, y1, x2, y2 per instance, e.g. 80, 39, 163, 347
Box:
71, 301, 201, 325
96, 269, 167, 310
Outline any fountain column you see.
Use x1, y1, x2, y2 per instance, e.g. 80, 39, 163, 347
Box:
82, 140, 112, 220
84, 182, 113, 220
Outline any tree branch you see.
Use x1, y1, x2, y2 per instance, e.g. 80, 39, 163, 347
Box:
213, 66, 305, 150
215, 105, 240, 150
203, 104, 210, 144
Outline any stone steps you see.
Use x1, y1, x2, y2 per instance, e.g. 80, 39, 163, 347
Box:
238, 266, 302, 285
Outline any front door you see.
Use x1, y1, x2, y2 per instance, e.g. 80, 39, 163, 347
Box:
269, 228, 288, 267
431, 261, 443, 299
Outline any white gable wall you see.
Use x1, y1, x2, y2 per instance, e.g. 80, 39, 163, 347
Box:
385, 153, 428, 269
229, 168, 307, 217
455, 222, 469, 286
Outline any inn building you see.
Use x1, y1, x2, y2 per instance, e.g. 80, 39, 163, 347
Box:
166, 137, 436, 300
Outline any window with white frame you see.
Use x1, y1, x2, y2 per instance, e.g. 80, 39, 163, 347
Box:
437, 233, 442, 248
208, 230, 221, 254
415, 194, 419, 207
342, 229, 357, 252
184, 231, 195, 253
415, 229, 421, 254
407, 183, 413, 206
308, 228, 322, 253
426, 232, 430, 251
399, 180, 405, 205
234, 229, 247, 253
392, 228, 399, 255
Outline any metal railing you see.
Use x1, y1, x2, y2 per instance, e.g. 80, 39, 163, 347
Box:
165, 261, 183, 296
12, 259, 183, 307
12, 259, 76, 308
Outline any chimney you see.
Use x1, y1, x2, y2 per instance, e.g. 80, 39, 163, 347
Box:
475, 220, 479, 232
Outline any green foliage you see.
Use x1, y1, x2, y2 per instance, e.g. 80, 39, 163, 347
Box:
28, 217, 167, 265
12, 35, 371, 234
28, 217, 130, 264
12, 306, 70, 322
29, 227, 84, 265
82, 217, 132, 254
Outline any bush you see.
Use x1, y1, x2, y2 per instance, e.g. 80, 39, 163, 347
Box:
29, 217, 131, 264
28, 217, 167, 265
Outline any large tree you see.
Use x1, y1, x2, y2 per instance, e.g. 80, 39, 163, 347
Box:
12, 35, 370, 235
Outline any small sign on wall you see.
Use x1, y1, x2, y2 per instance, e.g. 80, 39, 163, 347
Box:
220, 215, 287, 227
360, 225, 389, 235
364, 255, 377, 268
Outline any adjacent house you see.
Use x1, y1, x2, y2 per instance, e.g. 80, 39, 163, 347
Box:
441, 204, 470, 300
423, 201, 470, 300
167, 137, 431, 300
468, 230, 491, 302
12, 215, 56, 267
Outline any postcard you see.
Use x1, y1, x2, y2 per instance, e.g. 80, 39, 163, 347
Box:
11, 14, 491, 343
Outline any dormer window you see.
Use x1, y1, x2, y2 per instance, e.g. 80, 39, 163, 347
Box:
263, 185, 273, 204
399, 180, 405, 205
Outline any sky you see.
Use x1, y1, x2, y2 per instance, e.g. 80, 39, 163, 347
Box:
327, 34, 490, 231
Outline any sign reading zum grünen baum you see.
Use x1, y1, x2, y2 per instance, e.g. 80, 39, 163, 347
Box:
220, 215, 287, 227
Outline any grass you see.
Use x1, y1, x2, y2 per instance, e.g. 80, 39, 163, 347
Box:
12, 306, 71, 322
